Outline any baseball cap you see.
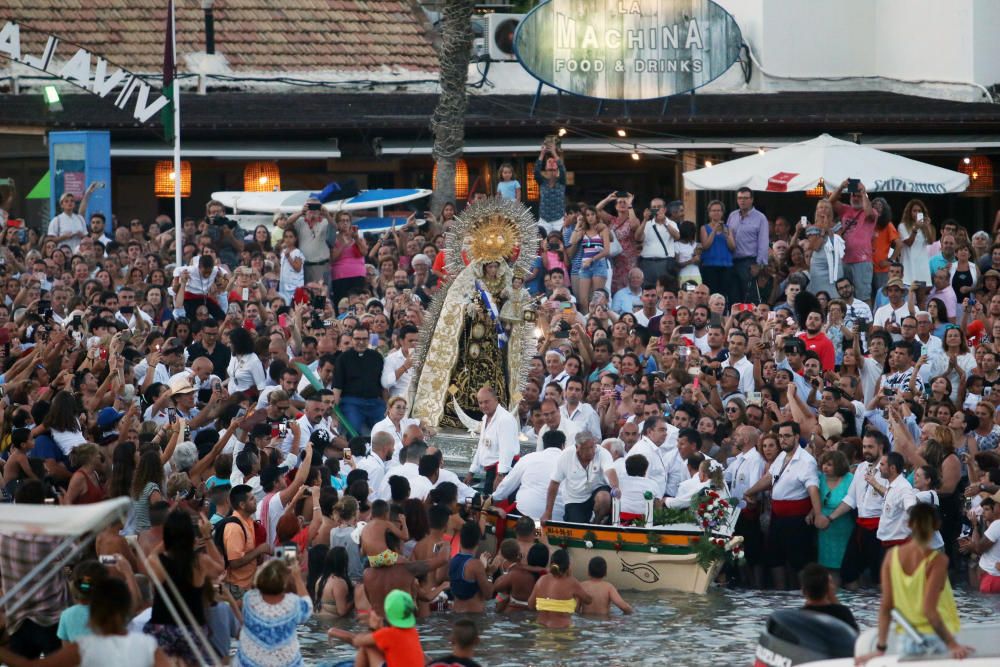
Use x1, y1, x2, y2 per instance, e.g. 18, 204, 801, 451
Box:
260, 465, 288, 491
383, 589, 417, 629
96, 406, 125, 430
886, 278, 905, 289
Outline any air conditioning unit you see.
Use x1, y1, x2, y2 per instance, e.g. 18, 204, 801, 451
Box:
485, 13, 524, 61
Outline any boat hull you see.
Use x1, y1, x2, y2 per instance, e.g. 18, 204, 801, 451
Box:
486, 516, 735, 594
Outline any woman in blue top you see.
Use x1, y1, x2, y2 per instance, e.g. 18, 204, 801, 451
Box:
818, 450, 854, 575
699, 200, 737, 307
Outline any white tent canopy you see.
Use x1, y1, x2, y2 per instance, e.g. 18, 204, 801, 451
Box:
683, 133, 970, 194
0, 497, 130, 536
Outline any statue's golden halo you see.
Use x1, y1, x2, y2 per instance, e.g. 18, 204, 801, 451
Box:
466, 215, 519, 264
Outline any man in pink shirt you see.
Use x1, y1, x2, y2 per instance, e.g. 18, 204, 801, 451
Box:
829, 179, 877, 302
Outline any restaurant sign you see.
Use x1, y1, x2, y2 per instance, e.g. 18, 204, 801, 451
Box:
514, 0, 743, 101
0, 21, 169, 124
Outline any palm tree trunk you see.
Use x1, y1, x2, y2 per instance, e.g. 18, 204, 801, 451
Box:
430, 0, 475, 215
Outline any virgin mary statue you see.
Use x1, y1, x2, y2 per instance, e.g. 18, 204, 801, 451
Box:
409, 197, 538, 430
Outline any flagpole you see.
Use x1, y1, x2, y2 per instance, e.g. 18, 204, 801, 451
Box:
171, 0, 182, 268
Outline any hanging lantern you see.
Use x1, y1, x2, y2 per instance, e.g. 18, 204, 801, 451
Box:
432, 158, 469, 199
958, 156, 993, 196
526, 162, 540, 201
805, 178, 825, 198
154, 160, 191, 198
243, 161, 281, 192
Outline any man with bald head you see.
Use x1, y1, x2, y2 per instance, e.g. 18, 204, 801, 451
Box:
465, 386, 520, 492
618, 421, 640, 451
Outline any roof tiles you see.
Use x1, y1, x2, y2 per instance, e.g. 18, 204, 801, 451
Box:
4, 0, 438, 73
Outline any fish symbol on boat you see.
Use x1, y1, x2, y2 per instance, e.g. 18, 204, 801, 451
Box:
620, 558, 659, 583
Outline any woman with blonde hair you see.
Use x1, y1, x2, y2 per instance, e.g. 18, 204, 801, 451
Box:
862, 504, 972, 662
370, 396, 419, 466
235, 557, 312, 666
63, 443, 107, 505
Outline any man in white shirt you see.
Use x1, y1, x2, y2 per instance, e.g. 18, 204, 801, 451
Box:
661, 428, 698, 497
255, 442, 312, 546
872, 278, 911, 330
560, 377, 601, 440
743, 421, 821, 590
280, 394, 334, 455
964, 497, 1000, 593
632, 285, 663, 329
635, 206, 678, 284
541, 350, 569, 393
257, 368, 304, 410
722, 329, 755, 395
542, 432, 620, 524
466, 386, 520, 492
876, 451, 917, 547
298, 355, 336, 393
620, 416, 668, 497
725, 426, 766, 582
380, 325, 418, 398
376, 440, 433, 502
822, 431, 890, 589
493, 430, 567, 520
354, 432, 393, 496
535, 398, 580, 453
48, 183, 98, 254
424, 447, 476, 504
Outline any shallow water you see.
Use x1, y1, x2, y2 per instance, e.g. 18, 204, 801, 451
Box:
301, 586, 1000, 666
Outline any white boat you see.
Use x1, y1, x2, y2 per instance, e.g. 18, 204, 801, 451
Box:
755, 608, 1000, 667
212, 187, 431, 215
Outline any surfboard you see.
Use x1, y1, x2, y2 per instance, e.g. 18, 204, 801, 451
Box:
211, 188, 431, 214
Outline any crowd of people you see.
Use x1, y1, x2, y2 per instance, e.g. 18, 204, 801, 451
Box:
1, 144, 1000, 664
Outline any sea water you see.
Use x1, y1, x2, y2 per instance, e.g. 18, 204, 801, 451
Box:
301, 587, 1000, 666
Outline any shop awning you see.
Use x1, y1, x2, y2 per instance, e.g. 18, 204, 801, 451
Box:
110, 141, 341, 159
26, 171, 49, 199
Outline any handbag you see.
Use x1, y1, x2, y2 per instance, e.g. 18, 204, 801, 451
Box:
608, 223, 624, 258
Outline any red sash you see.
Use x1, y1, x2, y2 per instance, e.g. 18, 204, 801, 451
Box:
619, 511, 645, 522
491, 499, 517, 543
856, 516, 880, 532
881, 537, 911, 548
771, 498, 812, 518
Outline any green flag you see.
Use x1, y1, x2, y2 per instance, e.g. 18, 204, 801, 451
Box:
161, 0, 175, 143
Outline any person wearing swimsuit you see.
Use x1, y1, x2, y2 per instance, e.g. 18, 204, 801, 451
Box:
528, 549, 591, 629
448, 522, 492, 613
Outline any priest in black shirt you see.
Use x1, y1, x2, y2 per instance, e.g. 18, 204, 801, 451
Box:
333, 326, 386, 436
187, 318, 231, 380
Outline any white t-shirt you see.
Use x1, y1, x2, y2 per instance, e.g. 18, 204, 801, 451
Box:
873, 302, 911, 328
551, 446, 616, 504
619, 474, 661, 515
978, 519, 1000, 576
48, 212, 87, 253
255, 491, 285, 546
279, 248, 305, 298
493, 448, 564, 520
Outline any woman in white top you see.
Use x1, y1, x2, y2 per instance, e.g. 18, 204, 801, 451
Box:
42, 390, 88, 456
913, 464, 945, 551
923, 326, 976, 403
226, 327, 266, 396
278, 227, 305, 305
0, 576, 167, 667
896, 199, 935, 287
664, 457, 725, 508
370, 396, 419, 467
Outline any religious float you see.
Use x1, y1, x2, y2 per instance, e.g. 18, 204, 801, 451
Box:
408, 196, 741, 594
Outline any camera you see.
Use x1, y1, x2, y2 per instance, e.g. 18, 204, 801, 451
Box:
307, 202, 322, 212
547, 241, 559, 251
274, 545, 297, 562
311, 295, 325, 310
211, 215, 239, 231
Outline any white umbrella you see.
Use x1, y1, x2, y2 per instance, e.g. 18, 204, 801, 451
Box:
683, 133, 969, 194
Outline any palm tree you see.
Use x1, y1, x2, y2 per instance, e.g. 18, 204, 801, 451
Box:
430, 0, 475, 214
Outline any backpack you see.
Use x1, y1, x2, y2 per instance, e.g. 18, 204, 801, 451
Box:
213, 515, 248, 568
